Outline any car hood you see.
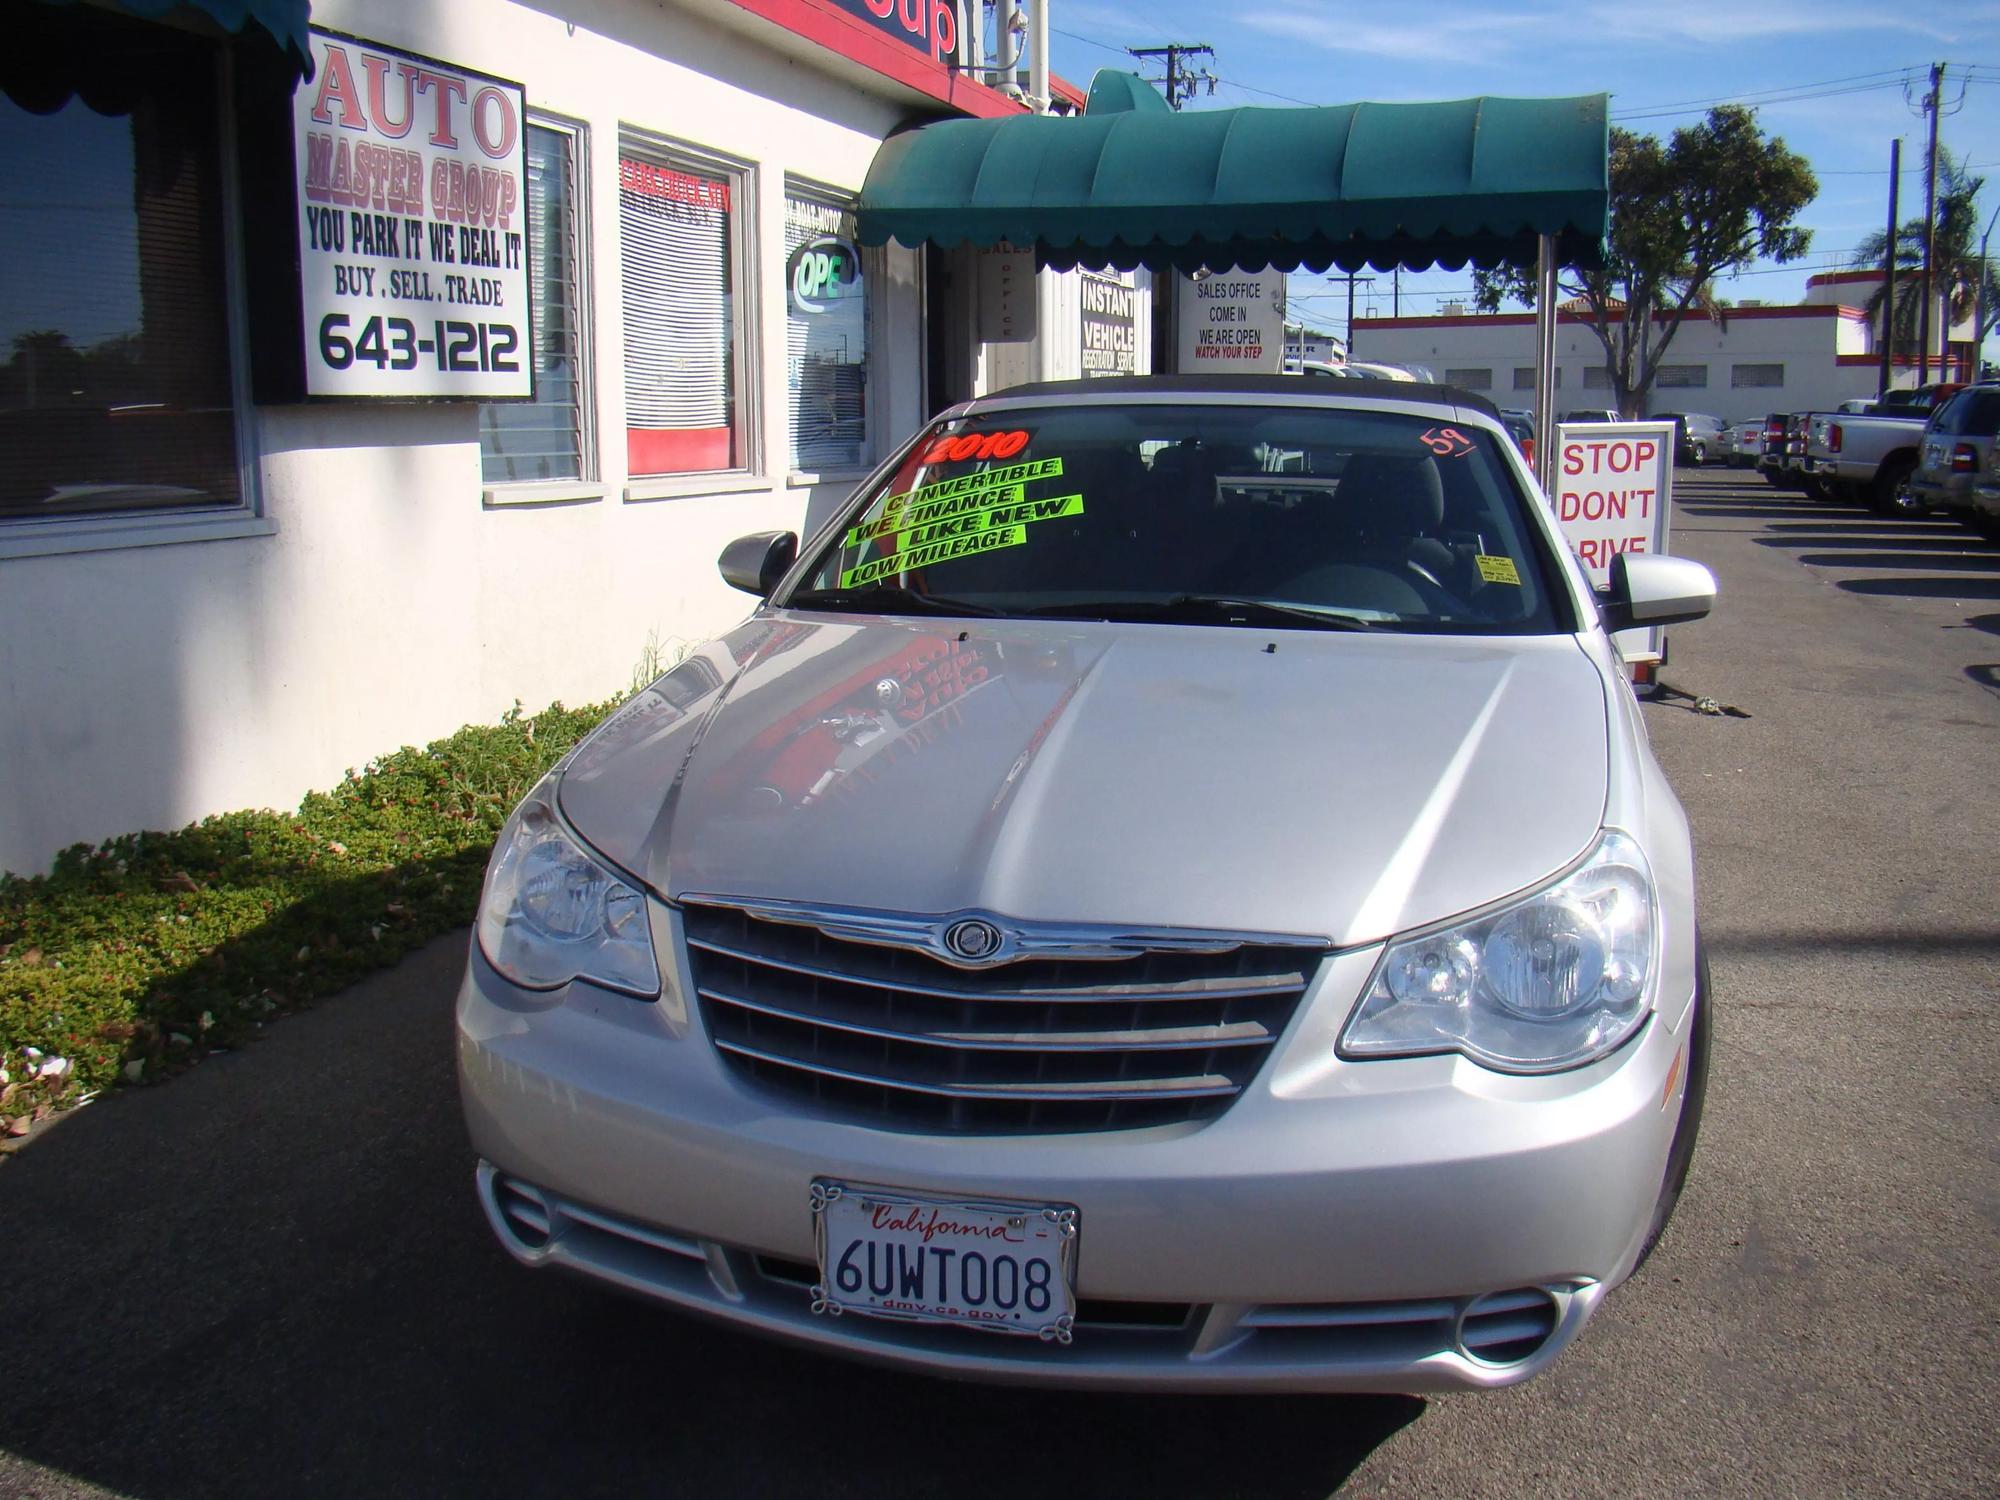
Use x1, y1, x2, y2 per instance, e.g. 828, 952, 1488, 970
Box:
559, 615, 1610, 946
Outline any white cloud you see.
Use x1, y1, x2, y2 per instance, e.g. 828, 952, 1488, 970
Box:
1583, 0, 1955, 46
1237, 4, 1542, 64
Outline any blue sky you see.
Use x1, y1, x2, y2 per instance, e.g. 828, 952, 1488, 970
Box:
1044, 0, 2000, 350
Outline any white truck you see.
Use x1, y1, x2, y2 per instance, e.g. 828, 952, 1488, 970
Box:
1804, 410, 1930, 516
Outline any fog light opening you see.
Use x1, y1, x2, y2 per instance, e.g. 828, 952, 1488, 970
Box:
1455, 1287, 1561, 1366
494, 1175, 556, 1251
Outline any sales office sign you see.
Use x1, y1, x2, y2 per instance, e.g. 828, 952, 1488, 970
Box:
293, 30, 532, 398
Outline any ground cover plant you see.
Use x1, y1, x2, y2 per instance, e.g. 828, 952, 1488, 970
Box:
0, 699, 617, 1137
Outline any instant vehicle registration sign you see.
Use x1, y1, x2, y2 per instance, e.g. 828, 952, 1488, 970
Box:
809, 1181, 1079, 1342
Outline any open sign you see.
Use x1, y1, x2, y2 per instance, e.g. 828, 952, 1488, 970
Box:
788, 236, 862, 314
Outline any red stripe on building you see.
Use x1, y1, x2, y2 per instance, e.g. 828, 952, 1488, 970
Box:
719, 0, 1026, 119
629, 427, 735, 474
1368, 303, 1867, 331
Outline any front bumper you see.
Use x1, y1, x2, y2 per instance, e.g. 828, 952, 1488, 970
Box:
457, 914, 1695, 1393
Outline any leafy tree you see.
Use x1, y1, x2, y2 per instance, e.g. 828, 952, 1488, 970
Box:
1850, 147, 1998, 360
1474, 106, 1817, 416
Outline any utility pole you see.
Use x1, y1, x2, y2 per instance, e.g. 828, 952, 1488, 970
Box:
1918, 62, 1943, 382
1127, 43, 1215, 110
1335, 272, 1375, 356
1879, 138, 1900, 400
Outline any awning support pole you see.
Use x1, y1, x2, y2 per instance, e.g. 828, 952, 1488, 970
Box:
1533, 234, 1558, 492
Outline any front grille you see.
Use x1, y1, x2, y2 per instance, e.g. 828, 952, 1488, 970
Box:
684, 902, 1323, 1133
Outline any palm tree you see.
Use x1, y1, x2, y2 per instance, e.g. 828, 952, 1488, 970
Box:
1852, 147, 1999, 365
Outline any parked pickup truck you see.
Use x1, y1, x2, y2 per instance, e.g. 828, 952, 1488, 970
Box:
1804, 411, 1924, 514
1801, 383, 1972, 516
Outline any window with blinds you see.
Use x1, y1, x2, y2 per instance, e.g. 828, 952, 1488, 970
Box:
0, 7, 241, 522
784, 188, 869, 472
481, 121, 590, 485
620, 139, 743, 476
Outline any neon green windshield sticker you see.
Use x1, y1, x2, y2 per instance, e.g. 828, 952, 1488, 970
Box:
1475, 554, 1521, 585
839, 492, 1085, 588
844, 458, 1065, 547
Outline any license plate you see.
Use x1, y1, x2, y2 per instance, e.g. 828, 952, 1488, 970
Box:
809, 1180, 1080, 1343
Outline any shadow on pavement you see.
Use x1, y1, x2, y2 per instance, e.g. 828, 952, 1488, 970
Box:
1836, 576, 2000, 601
1793, 552, 2000, 572
1674, 505, 1847, 521
1759, 520, 1961, 535
0, 933, 1422, 1500
1755, 533, 1987, 552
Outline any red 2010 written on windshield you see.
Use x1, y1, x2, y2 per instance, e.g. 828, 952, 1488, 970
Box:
915, 429, 1032, 465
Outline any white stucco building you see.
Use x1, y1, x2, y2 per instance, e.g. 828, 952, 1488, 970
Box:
1351, 269, 1977, 421
0, 0, 1155, 875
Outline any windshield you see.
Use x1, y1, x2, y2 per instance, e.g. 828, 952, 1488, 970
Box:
790, 403, 1572, 634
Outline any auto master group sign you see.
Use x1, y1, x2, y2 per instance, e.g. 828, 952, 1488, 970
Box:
293, 29, 532, 398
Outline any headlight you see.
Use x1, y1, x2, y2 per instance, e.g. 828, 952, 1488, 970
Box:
475, 779, 659, 997
1340, 831, 1655, 1073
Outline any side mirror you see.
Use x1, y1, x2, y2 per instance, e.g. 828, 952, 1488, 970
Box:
718, 531, 798, 598
1600, 552, 1716, 634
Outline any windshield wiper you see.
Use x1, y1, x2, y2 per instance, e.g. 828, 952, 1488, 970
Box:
784, 584, 1006, 618
1032, 595, 1382, 631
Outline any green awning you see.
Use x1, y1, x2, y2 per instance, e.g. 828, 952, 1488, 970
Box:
27, 0, 314, 78
857, 73, 1607, 274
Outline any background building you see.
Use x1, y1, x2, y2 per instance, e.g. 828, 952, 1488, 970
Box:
1353, 270, 1976, 419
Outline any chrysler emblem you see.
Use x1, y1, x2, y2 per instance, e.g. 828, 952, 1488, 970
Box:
941, 918, 1004, 963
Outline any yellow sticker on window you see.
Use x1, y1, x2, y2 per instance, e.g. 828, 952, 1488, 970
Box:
1476, 554, 1521, 586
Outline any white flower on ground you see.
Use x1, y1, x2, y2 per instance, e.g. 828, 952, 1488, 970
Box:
37, 1055, 71, 1081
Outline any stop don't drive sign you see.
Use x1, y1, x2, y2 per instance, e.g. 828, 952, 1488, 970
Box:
1552, 423, 1674, 591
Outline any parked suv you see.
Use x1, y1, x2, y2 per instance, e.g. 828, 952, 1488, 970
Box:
459, 374, 1717, 1396
1909, 386, 2000, 519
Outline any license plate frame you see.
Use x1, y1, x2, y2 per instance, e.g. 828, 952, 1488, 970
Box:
808, 1180, 1080, 1343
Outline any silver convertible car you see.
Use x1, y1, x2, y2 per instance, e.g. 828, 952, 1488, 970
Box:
458, 375, 1717, 1393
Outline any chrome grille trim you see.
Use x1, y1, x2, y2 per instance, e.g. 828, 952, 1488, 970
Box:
681, 892, 1323, 971
713, 1038, 1240, 1101
695, 984, 1278, 1052
686, 933, 1305, 1004
683, 900, 1325, 1133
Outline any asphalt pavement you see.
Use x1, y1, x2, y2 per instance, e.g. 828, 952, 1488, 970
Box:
2, 467, 1995, 1498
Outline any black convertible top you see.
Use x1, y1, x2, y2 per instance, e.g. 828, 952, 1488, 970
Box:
983, 373, 1502, 419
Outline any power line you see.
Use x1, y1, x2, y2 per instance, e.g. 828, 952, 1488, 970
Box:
1609, 66, 1920, 117
1048, 24, 1128, 58
1211, 76, 1319, 107
1613, 78, 1911, 121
